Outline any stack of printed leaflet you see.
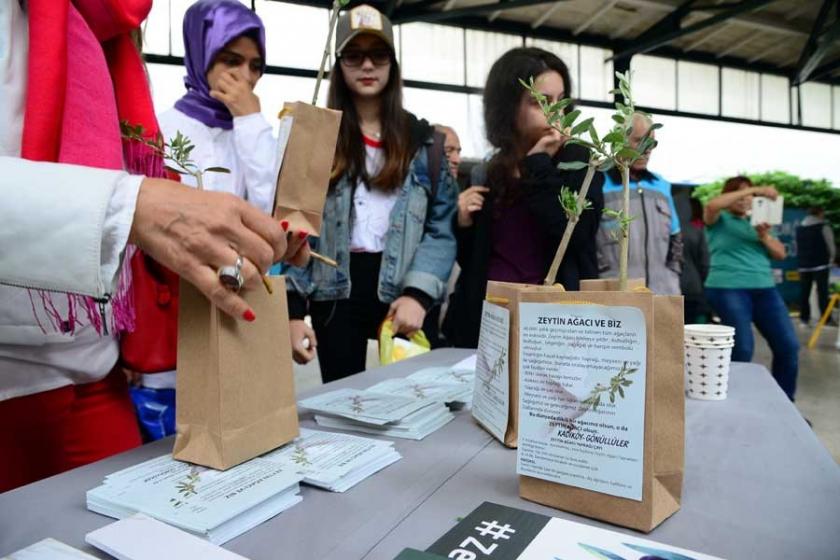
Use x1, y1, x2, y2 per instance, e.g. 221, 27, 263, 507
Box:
86, 454, 303, 545
403, 354, 477, 408
261, 428, 401, 492
86, 429, 401, 544
1, 538, 100, 559
299, 388, 455, 440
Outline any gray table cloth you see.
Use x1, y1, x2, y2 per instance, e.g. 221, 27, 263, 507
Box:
1, 349, 838, 559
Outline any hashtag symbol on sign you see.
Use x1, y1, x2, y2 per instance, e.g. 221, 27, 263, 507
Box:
475, 520, 516, 540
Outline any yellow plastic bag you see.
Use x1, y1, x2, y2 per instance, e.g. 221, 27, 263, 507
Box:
378, 319, 430, 365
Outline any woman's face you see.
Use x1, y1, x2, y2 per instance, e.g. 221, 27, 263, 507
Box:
516, 70, 565, 148
730, 183, 753, 216
339, 34, 392, 99
206, 36, 263, 91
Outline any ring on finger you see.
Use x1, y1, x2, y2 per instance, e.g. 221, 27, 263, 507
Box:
217, 255, 245, 292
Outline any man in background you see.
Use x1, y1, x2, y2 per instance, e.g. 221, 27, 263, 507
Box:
597, 113, 683, 294
426, 125, 464, 347
434, 124, 462, 181
796, 207, 836, 326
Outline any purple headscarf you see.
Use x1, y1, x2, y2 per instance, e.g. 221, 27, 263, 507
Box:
174, 0, 266, 130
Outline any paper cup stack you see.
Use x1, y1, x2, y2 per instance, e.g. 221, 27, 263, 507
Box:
684, 324, 735, 401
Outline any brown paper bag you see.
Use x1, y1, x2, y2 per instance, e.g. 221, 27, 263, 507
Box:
273, 102, 341, 235
173, 276, 299, 470
475, 281, 568, 448
517, 287, 685, 532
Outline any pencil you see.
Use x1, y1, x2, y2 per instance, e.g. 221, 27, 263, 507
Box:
262, 275, 274, 294
310, 251, 338, 267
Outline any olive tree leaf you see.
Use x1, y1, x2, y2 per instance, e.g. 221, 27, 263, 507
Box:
555, 160, 590, 170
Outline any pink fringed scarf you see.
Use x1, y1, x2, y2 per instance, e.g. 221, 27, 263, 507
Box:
21, 0, 165, 335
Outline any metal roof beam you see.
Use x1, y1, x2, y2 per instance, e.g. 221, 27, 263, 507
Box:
391, 0, 567, 24
747, 40, 788, 63
683, 22, 729, 50
531, 1, 565, 29
809, 55, 840, 82
792, 0, 837, 84
715, 33, 755, 57
573, 0, 621, 35
609, 0, 775, 61
618, 0, 806, 37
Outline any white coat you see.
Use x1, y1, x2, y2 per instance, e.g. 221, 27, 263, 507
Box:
157, 108, 278, 215
0, 2, 141, 401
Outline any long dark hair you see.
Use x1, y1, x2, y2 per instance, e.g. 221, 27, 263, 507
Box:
327, 54, 411, 191
483, 47, 573, 205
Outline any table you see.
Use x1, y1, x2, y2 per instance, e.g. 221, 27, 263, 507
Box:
1, 349, 839, 559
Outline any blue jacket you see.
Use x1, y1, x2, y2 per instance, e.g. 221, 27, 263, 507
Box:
597, 168, 683, 295
284, 115, 457, 316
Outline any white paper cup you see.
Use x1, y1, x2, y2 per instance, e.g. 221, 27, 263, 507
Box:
684, 344, 732, 400
685, 324, 735, 349
684, 339, 734, 349
685, 324, 735, 335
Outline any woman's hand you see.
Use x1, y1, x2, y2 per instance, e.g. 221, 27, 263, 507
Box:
753, 186, 779, 200
527, 128, 567, 157
284, 228, 312, 268
457, 186, 490, 228
755, 223, 772, 240
210, 70, 261, 117
389, 296, 427, 335
289, 319, 317, 365
129, 178, 292, 321
755, 223, 786, 260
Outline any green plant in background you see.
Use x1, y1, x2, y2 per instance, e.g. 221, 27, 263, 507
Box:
693, 171, 840, 237
580, 362, 638, 412
522, 71, 659, 290
120, 123, 229, 190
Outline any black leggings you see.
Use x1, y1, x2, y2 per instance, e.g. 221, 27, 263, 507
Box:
310, 253, 390, 384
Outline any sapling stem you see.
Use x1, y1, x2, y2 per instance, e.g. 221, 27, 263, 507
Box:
312, 0, 343, 105
543, 160, 597, 286
619, 164, 631, 291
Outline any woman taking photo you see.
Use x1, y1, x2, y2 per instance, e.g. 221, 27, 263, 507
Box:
704, 176, 799, 400
444, 47, 604, 349
285, 5, 457, 382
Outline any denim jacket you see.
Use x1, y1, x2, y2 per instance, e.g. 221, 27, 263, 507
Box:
284, 127, 457, 309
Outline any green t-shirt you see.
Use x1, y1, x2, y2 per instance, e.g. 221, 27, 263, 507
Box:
705, 211, 775, 289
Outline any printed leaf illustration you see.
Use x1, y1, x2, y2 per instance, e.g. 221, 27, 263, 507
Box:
581, 362, 637, 412
291, 445, 313, 466
577, 542, 627, 559
622, 543, 699, 560
169, 468, 201, 508
350, 395, 365, 414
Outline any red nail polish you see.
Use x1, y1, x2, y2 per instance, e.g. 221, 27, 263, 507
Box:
298, 230, 308, 240
243, 309, 256, 322
281, 220, 289, 231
